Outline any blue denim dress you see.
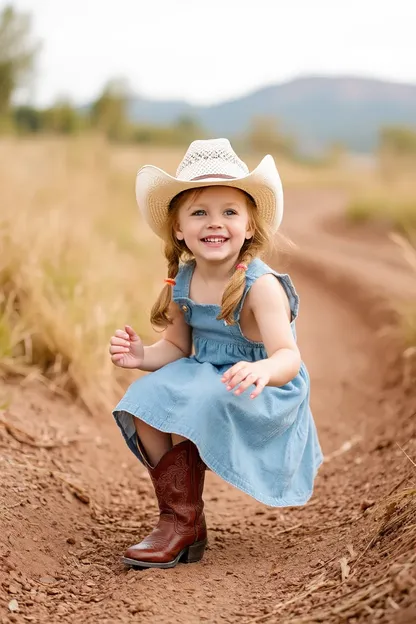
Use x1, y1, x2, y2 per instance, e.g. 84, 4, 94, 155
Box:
113, 258, 323, 507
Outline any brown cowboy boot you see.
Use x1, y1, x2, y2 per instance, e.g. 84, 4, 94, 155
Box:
122, 439, 207, 569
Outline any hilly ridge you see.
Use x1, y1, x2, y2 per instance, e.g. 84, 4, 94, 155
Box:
128, 75, 416, 153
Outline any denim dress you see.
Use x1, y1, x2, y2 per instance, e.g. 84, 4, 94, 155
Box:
113, 258, 323, 507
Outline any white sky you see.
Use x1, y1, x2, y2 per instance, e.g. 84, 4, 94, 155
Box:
4, 0, 416, 106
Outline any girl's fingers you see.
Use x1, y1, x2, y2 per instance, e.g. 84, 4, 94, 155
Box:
226, 368, 250, 390
115, 328, 129, 340
111, 336, 130, 347
250, 378, 266, 399
125, 325, 139, 340
221, 368, 233, 381
109, 345, 130, 354
222, 361, 247, 382
111, 354, 125, 363
234, 373, 257, 395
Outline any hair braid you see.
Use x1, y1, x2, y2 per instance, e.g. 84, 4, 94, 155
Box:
150, 240, 181, 328
216, 250, 254, 325
217, 195, 270, 325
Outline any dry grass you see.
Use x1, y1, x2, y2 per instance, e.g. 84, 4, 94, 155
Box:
347, 195, 416, 238
390, 234, 416, 350
382, 232, 416, 364
346, 161, 416, 243
346, 168, 416, 350
0, 136, 167, 414
0, 137, 355, 414
247, 474, 416, 623
1, 137, 415, 413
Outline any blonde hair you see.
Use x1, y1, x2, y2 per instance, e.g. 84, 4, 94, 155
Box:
150, 187, 273, 328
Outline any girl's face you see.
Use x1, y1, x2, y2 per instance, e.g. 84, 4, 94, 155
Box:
174, 187, 254, 264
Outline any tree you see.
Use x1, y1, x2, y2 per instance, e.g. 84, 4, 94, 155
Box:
41, 99, 83, 134
13, 104, 41, 133
246, 116, 296, 158
173, 115, 205, 144
0, 5, 38, 117
379, 126, 416, 156
378, 125, 416, 180
90, 79, 130, 141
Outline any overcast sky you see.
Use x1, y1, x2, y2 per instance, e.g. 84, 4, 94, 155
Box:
4, 0, 416, 106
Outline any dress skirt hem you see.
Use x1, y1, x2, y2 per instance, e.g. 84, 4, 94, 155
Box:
113, 401, 323, 508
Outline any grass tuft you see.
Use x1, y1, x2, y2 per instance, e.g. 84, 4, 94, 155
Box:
0, 137, 164, 414
347, 193, 416, 349
347, 196, 416, 239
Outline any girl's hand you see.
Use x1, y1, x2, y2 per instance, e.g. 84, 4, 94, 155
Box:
221, 360, 271, 399
109, 325, 144, 369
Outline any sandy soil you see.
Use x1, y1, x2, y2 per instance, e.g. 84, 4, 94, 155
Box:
1, 189, 415, 623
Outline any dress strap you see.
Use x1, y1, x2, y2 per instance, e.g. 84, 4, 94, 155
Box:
172, 261, 194, 301
234, 258, 300, 322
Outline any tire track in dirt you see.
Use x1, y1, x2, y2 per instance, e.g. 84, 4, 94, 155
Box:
1, 189, 414, 623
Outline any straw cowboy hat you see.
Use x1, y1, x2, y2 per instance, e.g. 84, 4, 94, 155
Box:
135, 138, 284, 239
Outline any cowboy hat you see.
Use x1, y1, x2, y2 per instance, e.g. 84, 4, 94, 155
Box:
135, 138, 284, 239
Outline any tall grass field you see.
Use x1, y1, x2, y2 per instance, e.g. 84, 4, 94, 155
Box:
1, 138, 415, 414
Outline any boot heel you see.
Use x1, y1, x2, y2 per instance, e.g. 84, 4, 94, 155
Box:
185, 539, 207, 563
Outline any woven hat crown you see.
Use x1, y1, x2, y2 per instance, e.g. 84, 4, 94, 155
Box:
176, 138, 249, 181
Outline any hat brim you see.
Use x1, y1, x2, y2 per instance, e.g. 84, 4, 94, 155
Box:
135, 154, 284, 239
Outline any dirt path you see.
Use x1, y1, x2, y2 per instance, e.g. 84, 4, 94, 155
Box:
1, 190, 415, 623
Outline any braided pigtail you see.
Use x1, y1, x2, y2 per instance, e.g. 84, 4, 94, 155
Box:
150, 240, 181, 328
216, 250, 254, 325
217, 194, 271, 325
150, 188, 203, 328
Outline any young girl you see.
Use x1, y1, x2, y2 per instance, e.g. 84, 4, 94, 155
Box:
110, 138, 323, 569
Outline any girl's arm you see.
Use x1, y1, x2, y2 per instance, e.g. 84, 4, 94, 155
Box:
248, 274, 301, 386
140, 302, 192, 372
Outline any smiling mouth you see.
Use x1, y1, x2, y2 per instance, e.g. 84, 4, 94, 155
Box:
200, 237, 229, 244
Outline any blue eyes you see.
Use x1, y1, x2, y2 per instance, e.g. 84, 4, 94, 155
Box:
190, 210, 237, 217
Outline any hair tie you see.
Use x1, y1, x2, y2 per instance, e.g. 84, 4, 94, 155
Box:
164, 278, 176, 286
236, 263, 248, 271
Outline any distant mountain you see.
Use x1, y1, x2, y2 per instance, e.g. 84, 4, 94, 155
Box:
127, 76, 416, 153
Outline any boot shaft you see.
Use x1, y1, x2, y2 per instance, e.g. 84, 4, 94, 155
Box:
148, 440, 206, 540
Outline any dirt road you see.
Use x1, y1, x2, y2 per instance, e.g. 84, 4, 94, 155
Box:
1, 190, 415, 623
